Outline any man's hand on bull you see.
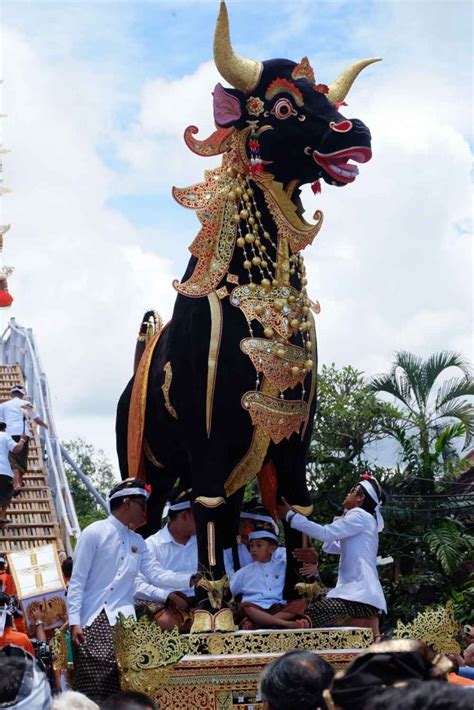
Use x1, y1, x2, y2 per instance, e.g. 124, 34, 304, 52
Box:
293, 547, 319, 565
299, 562, 319, 579
190, 573, 203, 586
276, 496, 293, 519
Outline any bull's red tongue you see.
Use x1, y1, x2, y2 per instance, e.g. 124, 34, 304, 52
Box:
311, 180, 322, 194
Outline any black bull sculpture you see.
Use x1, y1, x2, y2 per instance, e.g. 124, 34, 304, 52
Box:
116, 1, 379, 631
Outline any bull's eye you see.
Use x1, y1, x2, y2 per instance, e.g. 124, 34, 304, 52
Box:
271, 98, 297, 120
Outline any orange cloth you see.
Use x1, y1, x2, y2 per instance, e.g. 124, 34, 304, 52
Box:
0, 626, 34, 655
0, 573, 16, 596
448, 672, 474, 687
13, 616, 26, 635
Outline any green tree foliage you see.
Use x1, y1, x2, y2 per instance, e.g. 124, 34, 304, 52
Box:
63, 438, 118, 529
370, 351, 474, 489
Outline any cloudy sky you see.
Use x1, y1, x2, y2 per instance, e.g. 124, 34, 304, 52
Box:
0, 0, 472, 473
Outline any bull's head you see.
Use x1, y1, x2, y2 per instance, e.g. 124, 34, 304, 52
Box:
213, 1, 380, 189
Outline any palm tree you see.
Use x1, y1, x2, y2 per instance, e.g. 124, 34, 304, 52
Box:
370, 351, 474, 485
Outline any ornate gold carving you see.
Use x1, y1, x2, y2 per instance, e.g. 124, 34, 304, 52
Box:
206, 292, 223, 437
196, 575, 229, 611
51, 628, 69, 671
143, 439, 164, 469
195, 496, 225, 508
242, 391, 308, 444
226, 273, 239, 285
393, 601, 461, 654
114, 613, 187, 696
213, 608, 236, 633
162, 362, 177, 420
216, 285, 229, 299
184, 125, 235, 157
240, 337, 307, 391
230, 283, 303, 340
186, 626, 373, 656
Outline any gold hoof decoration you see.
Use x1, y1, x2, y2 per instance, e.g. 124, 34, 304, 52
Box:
213, 608, 236, 633
190, 609, 214, 634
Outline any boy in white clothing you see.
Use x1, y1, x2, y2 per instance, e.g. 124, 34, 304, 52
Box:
230, 531, 308, 630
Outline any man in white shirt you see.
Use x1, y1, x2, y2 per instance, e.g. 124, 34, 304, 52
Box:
134, 495, 198, 631
68, 478, 199, 704
277, 474, 387, 637
0, 386, 48, 492
0, 419, 27, 526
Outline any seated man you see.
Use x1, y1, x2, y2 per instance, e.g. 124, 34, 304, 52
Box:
230, 531, 308, 630
134, 494, 197, 631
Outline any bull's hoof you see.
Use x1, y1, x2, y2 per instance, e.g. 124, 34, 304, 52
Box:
213, 608, 236, 633
190, 609, 213, 634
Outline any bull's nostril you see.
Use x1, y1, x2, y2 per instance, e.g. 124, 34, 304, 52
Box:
330, 120, 353, 133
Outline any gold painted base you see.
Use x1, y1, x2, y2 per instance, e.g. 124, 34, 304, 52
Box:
116, 624, 374, 710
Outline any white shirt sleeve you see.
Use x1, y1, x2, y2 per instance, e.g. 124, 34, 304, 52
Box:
134, 574, 171, 602
67, 526, 98, 626
7, 436, 17, 452
139, 545, 192, 590
322, 540, 341, 554
287, 509, 368, 543
229, 567, 244, 598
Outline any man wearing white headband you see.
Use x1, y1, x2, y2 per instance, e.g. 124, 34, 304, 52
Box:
67, 478, 200, 703
277, 474, 387, 638
134, 493, 198, 632
0, 386, 48, 493
230, 530, 309, 631
224, 503, 283, 576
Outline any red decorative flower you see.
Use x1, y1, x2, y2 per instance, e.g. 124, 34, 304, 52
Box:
360, 473, 372, 480
314, 84, 329, 94
145, 484, 152, 493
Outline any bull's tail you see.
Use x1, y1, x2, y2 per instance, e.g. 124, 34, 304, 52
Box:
133, 310, 163, 373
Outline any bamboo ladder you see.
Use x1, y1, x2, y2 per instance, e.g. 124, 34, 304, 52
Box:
0, 364, 65, 554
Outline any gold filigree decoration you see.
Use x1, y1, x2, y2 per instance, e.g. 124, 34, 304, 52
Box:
143, 439, 164, 469
393, 601, 461, 654
230, 284, 302, 340
184, 125, 235, 157
226, 273, 239, 285
213, 608, 236, 633
242, 391, 308, 444
114, 613, 187, 696
196, 575, 229, 611
216, 285, 229, 299
51, 628, 69, 671
225, 379, 278, 496
301, 311, 317, 439
263, 182, 324, 254
186, 626, 374, 656
190, 609, 213, 634
241, 337, 307, 391
162, 362, 177, 420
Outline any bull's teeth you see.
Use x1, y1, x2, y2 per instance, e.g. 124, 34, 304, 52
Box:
329, 163, 344, 175
341, 169, 354, 177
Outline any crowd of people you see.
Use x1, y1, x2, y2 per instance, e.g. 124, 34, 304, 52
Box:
0, 472, 472, 708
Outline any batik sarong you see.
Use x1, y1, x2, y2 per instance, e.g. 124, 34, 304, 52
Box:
71, 610, 120, 703
307, 596, 379, 627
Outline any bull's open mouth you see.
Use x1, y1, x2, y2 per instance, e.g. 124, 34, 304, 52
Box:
313, 146, 372, 184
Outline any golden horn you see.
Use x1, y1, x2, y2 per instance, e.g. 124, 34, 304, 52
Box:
213, 1, 262, 93
326, 58, 382, 103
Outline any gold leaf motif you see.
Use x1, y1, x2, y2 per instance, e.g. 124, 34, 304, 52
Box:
240, 337, 307, 391
242, 391, 308, 444
230, 284, 302, 340
162, 362, 177, 420
393, 601, 461, 654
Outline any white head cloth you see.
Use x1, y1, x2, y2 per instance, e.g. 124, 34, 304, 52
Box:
109, 486, 151, 503
359, 480, 384, 532
248, 530, 279, 544
162, 500, 191, 518
241, 512, 279, 535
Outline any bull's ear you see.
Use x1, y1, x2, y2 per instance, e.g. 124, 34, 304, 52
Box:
213, 83, 243, 127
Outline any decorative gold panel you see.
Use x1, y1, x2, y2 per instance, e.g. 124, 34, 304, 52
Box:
393, 601, 461, 655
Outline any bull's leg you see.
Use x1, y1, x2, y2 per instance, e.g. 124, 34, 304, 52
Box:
270, 438, 314, 600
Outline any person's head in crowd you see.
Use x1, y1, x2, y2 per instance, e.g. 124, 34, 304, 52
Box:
365, 679, 474, 710
167, 492, 195, 539
9, 386, 25, 399
61, 556, 73, 582
327, 639, 453, 710
463, 643, 474, 667
0, 646, 51, 709
343, 473, 386, 531
249, 531, 279, 564
108, 478, 151, 531
52, 690, 99, 709
259, 649, 335, 710
240, 501, 279, 547
100, 690, 157, 710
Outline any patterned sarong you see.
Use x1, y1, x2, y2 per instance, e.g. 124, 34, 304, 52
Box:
8, 435, 29, 475
307, 596, 379, 627
71, 610, 120, 703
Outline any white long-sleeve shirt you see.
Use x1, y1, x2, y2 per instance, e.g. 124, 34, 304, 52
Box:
224, 543, 286, 577
0, 398, 39, 437
287, 508, 387, 612
134, 524, 197, 602
67, 515, 192, 628
230, 555, 286, 608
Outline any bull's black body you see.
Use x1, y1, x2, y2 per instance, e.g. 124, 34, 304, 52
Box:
116, 2, 377, 617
